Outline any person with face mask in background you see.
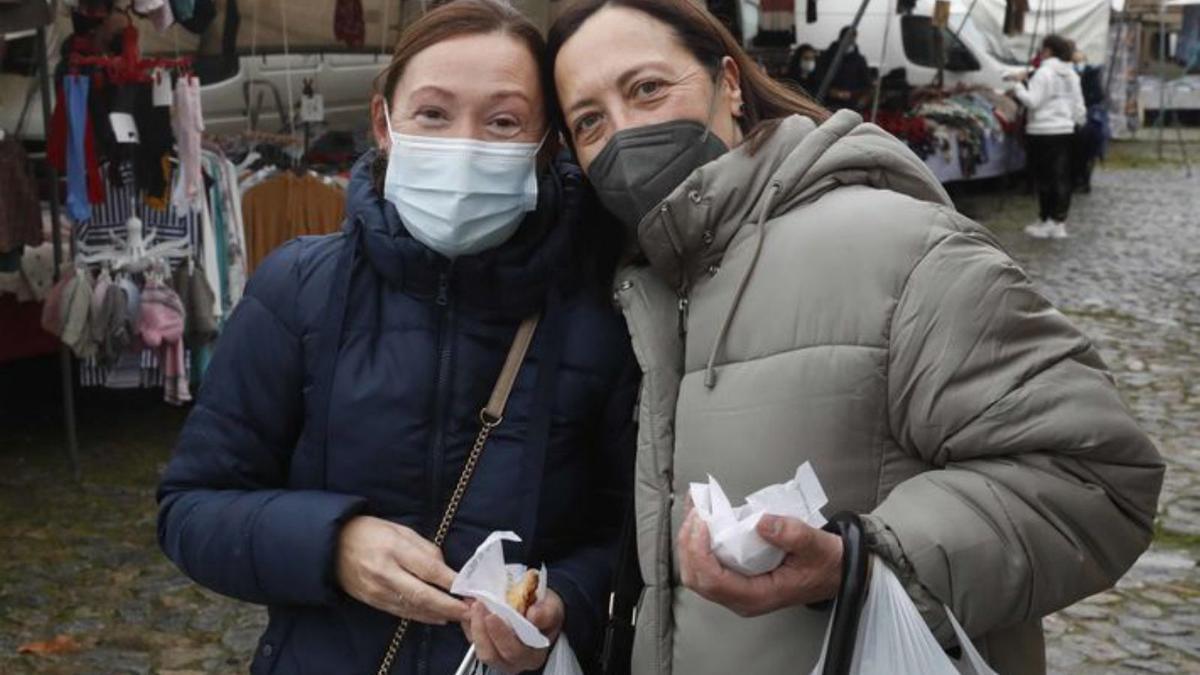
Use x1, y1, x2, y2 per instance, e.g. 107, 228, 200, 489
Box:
156, 2, 638, 674
549, 2, 1162, 673
785, 43, 820, 95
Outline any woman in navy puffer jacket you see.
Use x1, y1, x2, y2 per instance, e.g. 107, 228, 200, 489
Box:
156, 3, 637, 674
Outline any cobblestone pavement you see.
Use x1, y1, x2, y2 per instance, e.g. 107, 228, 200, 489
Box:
0, 144, 1197, 674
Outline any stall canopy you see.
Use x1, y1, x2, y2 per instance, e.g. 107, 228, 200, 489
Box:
971, 0, 1112, 65
41, 0, 560, 58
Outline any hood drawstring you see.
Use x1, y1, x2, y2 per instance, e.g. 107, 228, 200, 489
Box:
704, 180, 781, 389
311, 218, 361, 486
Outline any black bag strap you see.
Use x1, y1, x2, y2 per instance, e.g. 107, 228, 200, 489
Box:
820, 512, 871, 675
599, 495, 643, 675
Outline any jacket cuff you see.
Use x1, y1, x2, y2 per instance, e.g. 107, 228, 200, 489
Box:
546, 564, 601, 661
251, 490, 368, 606
860, 513, 955, 646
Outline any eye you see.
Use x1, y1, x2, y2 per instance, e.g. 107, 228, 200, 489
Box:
573, 112, 602, 138
414, 107, 449, 124
633, 79, 665, 99
487, 115, 523, 135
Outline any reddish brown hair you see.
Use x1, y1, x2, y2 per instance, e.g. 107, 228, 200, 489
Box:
546, 0, 830, 152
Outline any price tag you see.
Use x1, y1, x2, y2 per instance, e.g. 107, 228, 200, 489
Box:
110, 113, 140, 144
300, 93, 326, 123
153, 70, 173, 107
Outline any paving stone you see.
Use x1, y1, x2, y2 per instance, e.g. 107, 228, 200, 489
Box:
1122, 658, 1178, 674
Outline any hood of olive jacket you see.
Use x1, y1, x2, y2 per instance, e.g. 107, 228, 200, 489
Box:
635, 110, 952, 292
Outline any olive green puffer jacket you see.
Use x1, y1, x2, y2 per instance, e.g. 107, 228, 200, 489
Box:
614, 110, 1163, 675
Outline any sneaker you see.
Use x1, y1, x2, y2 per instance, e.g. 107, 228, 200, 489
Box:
1049, 221, 1069, 239
1024, 220, 1053, 239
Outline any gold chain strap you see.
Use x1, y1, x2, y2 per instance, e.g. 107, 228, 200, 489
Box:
376, 413, 500, 675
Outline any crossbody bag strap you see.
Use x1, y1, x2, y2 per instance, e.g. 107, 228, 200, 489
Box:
377, 314, 541, 675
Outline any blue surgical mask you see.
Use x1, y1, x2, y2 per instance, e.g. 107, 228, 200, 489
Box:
381, 106, 542, 259
1074, 63, 1086, 74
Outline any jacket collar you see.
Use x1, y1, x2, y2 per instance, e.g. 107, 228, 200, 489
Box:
346, 150, 578, 317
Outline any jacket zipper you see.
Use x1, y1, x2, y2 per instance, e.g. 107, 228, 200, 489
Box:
677, 286, 690, 337
420, 267, 455, 675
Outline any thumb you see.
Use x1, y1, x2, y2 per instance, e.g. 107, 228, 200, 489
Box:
756, 515, 816, 553
527, 593, 564, 635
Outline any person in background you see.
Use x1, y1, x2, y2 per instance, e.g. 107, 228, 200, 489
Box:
548, 2, 1162, 673
811, 27, 871, 111
1009, 34, 1086, 240
785, 43, 820, 94
1072, 48, 1107, 193
156, 1, 637, 673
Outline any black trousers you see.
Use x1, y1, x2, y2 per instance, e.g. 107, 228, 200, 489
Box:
1027, 134, 1074, 222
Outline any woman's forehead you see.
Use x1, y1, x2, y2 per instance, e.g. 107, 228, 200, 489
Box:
400, 32, 542, 101
555, 7, 690, 99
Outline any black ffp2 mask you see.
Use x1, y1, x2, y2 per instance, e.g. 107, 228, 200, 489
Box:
587, 120, 729, 235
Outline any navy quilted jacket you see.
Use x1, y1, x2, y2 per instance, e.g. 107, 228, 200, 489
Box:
157, 152, 638, 675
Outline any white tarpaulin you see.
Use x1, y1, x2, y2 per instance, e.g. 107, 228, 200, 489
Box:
971, 0, 1112, 65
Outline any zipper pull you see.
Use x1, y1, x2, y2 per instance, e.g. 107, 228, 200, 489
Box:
677, 293, 689, 337
436, 272, 450, 306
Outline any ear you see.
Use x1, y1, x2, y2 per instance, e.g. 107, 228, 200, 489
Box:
371, 94, 391, 151
719, 56, 745, 118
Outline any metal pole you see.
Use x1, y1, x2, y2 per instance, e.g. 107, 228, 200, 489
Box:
953, 0, 981, 42
870, 0, 896, 122
1157, 0, 1168, 159
816, 0, 873, 104
36, 26, 82, 483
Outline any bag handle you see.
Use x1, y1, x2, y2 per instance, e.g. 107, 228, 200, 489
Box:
820, 512, 871, 675
376, 314, 541, 675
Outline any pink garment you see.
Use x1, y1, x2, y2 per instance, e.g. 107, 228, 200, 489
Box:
138, 279, 191, 405
40, 268, 75, 337
171, 76, 205, 213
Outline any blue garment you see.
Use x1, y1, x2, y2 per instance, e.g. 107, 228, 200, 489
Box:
157, 152, 638, 675
64, 75, 91, 223
170, 0, 195, 21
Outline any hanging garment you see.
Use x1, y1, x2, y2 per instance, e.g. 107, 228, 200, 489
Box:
65, 74, 94, 223
334, 0, 365, 48
76, 167, 199, 255
47, 81, 105, 206
807, 0, 817, 23
196, 196, 224, 322
240, 172, 346, 273
1004, 0, 1029, 36
214, 156, 247, 307
59, 269, 96, 358
758, 0, 795, 34
40, 268, 74, 337
176, 0, 216, 34
0, 137, 43, 254
172, 75, 205, 213
20, 243, 54, 302
139, 279, 191, 405
168, 0, 194, 22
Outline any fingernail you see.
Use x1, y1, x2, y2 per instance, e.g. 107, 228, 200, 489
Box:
763, 515, 781, 536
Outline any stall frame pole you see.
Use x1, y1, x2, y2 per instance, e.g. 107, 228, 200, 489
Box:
816, 0, 873, 104
36, 25, 82, 482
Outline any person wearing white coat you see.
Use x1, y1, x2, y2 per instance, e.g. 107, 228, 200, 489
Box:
1010, 34, 1087, 240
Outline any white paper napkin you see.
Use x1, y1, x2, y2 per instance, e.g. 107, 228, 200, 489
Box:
451, 531, 550, 649
688, 462, 829, 576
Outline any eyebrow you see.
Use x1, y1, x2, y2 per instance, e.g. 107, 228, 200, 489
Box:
565, 60, 674, 118
489, 90, 532, 105
410, 85, 456, 100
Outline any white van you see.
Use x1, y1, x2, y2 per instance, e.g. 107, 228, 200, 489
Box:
742, 0, 1026, 90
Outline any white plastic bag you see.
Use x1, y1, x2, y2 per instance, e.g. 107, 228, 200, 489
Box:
810, 556, 997, 675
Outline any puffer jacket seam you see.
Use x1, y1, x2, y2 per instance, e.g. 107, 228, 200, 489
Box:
981, 476, 1038, 623
936, 342, 1094, 462
685, 342, 885, 376
883, 213, 959, 454
246, 491, 287, 599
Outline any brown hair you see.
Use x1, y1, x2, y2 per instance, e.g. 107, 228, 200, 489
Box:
1042, 34, 1074, 62
375, 0, 548, 105
546, 0, 829, 152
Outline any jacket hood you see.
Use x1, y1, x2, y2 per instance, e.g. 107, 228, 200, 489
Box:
1040, 57, 1077, 78
636, 110, 952, 290
345, 150, 578, 317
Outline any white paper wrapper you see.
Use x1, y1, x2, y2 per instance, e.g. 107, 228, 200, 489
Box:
689, 462, 829, 576
450, 531, 550, 649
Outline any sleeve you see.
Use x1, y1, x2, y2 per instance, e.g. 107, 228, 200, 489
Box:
156, 240, 367, 607
1011, 69, 1047, 110
870, 224, 1164, 641
545, 348, 640, 660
